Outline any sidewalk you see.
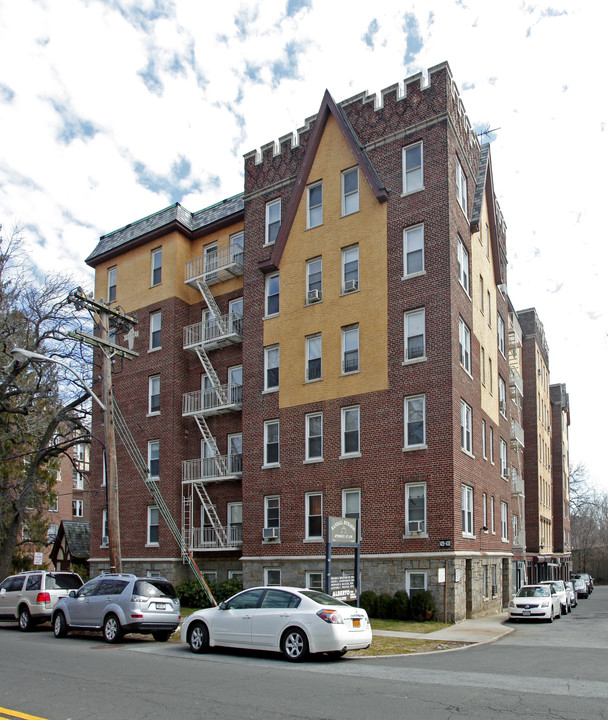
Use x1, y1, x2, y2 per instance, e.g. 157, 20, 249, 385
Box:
373, 611, 513, 646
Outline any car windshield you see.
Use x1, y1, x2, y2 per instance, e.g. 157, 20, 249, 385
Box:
47, 574, 83, 590
132, 580, 177, 599
299, 590, 350, 606
518, 586, 549, 598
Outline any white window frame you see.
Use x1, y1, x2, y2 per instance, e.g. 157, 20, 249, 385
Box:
490, 496, 496, 534
456, 157, 467, 214
500, 438, 508, 479
203, 242, 218, 280
150, 311, 162, 350
404, 224, 424, 277
341, 405, 360, 457
482, 419, 487, 459
72, 499, 84, 517
107, 266, 117, 303
305, 492, 323, 539
229, 297, 243, 335
147, 506, 159, 545
305, 412, 323, 462
265, 199, 281, 245
459, 317, 471, 373
307, 181, 323, 228
342, 488, 361, 539
72, 468, 84, 490
227, 502, 242, 544
264, 345, 279, 392
501, 501, 508, 541
404, 394, 426, 449
341, 324, 359, 374
102, 509, 108, 545
263, 419, 280, 467
148, 375, 160, 415
265, 272, 279, 317
151, 247, 162, 286
228, 433, 242, 475
489, 426, 494, 464
264, 495, 280, 529
483, 492, 488, 529
402, 141, 423, 194
342, 245, 359, 292
306, 334, 322, 382
497, 313, 505, 356
406, 570, 427, 596
404, 308, 425, 361
306, 257, 322, 303
405, 482, 427, 536
499, 376, 507, 416
264, 568, 281, 586
341, 167, 359, 216
462, 484, 473, 536
457, 237, 470, 294
148, 440, 159, 478
306, 571, 324, 591
461, 399, 473, 454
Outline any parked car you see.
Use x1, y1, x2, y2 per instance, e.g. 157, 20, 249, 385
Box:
539, 580, 569, 614
572, 573, 593, 594
52, 573, 180, 643
508, 584, 561, 622
573, 577, 588, 599
564, 581, 577, 609
181, 586, 372, 662
0, 570, 83, 631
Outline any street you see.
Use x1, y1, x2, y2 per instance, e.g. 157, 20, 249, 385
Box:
1, 587, 607, 720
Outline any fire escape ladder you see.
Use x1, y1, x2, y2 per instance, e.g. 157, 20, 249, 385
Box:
194, 482, 229, 547
194, 415, 230, 476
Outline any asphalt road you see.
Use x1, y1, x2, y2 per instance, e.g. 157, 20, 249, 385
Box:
1, 586, 606, 720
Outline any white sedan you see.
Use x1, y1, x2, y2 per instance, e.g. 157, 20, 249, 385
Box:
508, 584, 561, 622
181, 586, 372, 661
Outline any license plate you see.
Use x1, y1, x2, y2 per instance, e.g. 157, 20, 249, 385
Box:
353, 618, 361, 628
155, 603, 167, 610
522, 610, 530, 615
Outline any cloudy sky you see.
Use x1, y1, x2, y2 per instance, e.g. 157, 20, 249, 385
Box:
1, 0, 606, 490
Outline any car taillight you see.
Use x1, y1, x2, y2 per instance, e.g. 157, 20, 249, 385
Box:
36, 592, 51, 604
131, 595, 147, 603
317, 609, 344, 624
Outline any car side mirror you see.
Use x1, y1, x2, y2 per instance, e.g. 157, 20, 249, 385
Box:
219, 601, 227, 610
69, 590, 77, 598
0, 588, 5, 596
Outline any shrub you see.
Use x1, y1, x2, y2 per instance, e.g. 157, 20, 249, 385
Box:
410, 590, 436, 621
358, 590, 378, 618
392, 590, 410, 620
176, 576, 243, 609
376, 592, 394, 619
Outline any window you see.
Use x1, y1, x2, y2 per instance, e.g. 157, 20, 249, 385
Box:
265, 273, 279, 317
72, 499, 83, 517
264, 420, 279, 466
482, 419, 487, 459
405, 483, 426, 535
151, 247, 162, 286
265, 496, 280, 529
404, 308, 425, 360
457, 238, 470, 294
499, 376, 507, 416
46, 523, 58, 542
307, 181, 323, 228
265, 199, 281, 245
497, 314, 505, 356
305, 412, 323, 461
306, 572, 324, 591
406, 570, 427, 597
148, 440, 159, 478
264, 569, 281, 586
404, 224, 424, 276
481, 346, 486, 385
489, 426, 494, 463
487, 291, 492, 326
147, 506, 159, 545
49, 495, 58, 512
229, 297, 243, 335
342, 488, 361, 538
488, 357, 493, 394
148, 375, 160, 414
501, 501, 508, 541
150, 311, 161, 350
204, 242, 218, 279
228, 365, 242, 405
342, 245, 359, 292
404, 395, 426, 448
462, 485, 473, 535
500, 438, 508, 478
306, 258, 322, 303
230, 232, 244, 265
264, 345, 279, 391
479, 275, 485, 314
102, 509, 108, 544
108, 266, 117, 303
342, 167, 359, 215
341, 406, 360, 456
459, 317, 471, 373
72, 468, 84, 490
461, 400, 472, 454
306, 334, 322, 381
402, 141, 423, 193
342, 324, 359, 373
456, 158, 467, 213
306, 492, 323, 539
483, 492, 487, 529
228, 503, 242, 544
228, 433, 242, 474
490, 496, 496, 533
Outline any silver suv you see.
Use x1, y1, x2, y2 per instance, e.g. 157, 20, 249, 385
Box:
52, 573, 181, 643
0, 570, 83, 631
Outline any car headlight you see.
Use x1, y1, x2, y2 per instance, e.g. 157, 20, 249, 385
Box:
540, 601, 549, 607
509, 600, 515, 608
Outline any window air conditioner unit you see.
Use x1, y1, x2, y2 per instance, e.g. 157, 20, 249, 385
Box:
408, 520, 425, 534
344, 279, 359, 293
307, 289, 322, 303
263, 527, 280, 540
102, 536, 109, 545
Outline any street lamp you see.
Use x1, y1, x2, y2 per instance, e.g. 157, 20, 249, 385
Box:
10, 348, 105, 410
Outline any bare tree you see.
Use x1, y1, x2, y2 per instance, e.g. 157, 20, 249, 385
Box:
0, 226, 92, 579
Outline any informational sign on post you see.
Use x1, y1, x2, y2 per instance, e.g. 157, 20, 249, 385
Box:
325, 516, 360, 605
33, 552, 43, 565
330, 575, 357, 602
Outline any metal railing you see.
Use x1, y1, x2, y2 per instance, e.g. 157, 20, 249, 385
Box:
182, 384, 243, 417
183, 313, 243, 350
185, 244, 244, 286
510, 419, 525, 448
182, 454, 243, 482
191, 524, 242, 550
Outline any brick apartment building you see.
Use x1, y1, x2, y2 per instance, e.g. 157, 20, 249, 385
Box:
84, 62, 570, 621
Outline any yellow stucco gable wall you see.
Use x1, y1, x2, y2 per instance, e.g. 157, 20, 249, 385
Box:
263, 114, 388, 408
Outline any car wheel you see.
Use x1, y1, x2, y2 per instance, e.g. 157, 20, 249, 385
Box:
18, 606, 32, 632
103, 614, 123, 644
188, 621, 209, 653
152, 630, 172, 642
53, 612, 68, 638
281, 627, 309, 662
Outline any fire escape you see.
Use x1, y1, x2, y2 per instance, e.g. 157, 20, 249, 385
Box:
508, 313, 526, 559
182, 240, 244, 553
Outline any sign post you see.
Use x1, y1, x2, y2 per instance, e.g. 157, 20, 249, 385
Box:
325, 516, 360, 605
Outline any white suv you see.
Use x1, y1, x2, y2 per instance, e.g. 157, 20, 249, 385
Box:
0, 570, 83, 631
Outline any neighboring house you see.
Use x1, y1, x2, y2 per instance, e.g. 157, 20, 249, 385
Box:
83, 62, 570, 621
50, 520, 90, 574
